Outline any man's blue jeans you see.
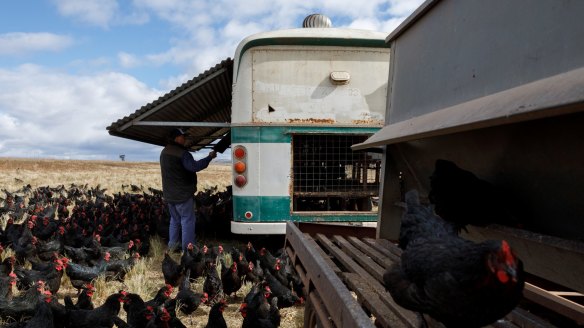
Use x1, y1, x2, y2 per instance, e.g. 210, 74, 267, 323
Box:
167, 197, 196, 251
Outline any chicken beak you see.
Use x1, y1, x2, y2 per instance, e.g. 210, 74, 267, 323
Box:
507, 266, 518, 283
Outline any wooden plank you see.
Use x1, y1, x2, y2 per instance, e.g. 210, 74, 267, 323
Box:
365, 237, 403, 260
489, 322, 519, 328
316, 233, 421, 327
304, 233, 343, 275
316, 233, 372, 281
308, 290, 334, 328
523, 282, 584, 325
286, 223, 376, 328
343, 272, 409, 328
333, 235, 386, 282
549, 292, 584, 297
348, 235, 394, 269
363, 237, 393, 256
503, 307, 557, 328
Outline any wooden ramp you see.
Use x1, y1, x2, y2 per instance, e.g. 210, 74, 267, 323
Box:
285, 222, 582, 328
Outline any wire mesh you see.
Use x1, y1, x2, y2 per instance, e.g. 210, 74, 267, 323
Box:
292, 134, 380, 211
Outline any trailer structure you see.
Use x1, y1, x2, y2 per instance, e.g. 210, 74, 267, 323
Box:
287, 0, 584, 326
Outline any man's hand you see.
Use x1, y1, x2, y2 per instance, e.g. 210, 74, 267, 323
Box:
209, 150, 217, 159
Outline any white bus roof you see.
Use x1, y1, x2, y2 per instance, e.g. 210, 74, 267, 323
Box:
233, 28, 389, 77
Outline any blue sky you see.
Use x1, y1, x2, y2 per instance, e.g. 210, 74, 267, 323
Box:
0, 0, 423, 162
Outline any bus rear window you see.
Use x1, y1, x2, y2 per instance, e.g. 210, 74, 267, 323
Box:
292, 134, 380, 212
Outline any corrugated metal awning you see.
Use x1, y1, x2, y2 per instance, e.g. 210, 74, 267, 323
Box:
107, 58, 233, 152
352, 66, 584, 150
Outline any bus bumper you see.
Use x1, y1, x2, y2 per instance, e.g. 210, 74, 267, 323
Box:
231, 221, 287, 234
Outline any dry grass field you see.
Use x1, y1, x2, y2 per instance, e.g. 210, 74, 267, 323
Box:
0, 157, 231, 194
0, 157, 304, 327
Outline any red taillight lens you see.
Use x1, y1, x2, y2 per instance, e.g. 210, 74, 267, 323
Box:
235, 175, 247, 187
233, 146, 247, 188
234, 161, 246, 174
234, 147, 245, 159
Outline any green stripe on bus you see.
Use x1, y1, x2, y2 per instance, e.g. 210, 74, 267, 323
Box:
233, 195, 290, 220
233, 195, 377, 222
231, 126, 381, 143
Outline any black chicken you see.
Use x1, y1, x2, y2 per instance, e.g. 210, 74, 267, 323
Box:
145, 305, 186, 328
270, 259, 289, 288
97, 239, 135, 261
145, 284, 173, 309
121, 292, 153, 328
13, 221, 37, 263
64, 292, 126, 328
13, 291, 55, 328
0, 255, 15, 276
65, 254, 117, 290
243, 260, 262, 284
104, 252, 141, 281
180, 243, 205, 281
162, 251, 184, 287
203, 262, 223, 304
14, 258, 64, 294
263, 270, 301, 308
64, 283, 95, 310
397, 189, 457, 250
0, 271, 16, 300
258, 248, 277, 272
203, 244, 224, 266
241, 284, 281, 328
204, 299, 228, 328
245, 241, 258, 264
63, 245, 100, 266
220, 259, 242, 297
0, 280, 45, 321
428, 159, 514, 232
383, 190, 525, 328
230, 246, 248, 278
175, 269, 208, 315
33, 216, 59, 241
47, 290, 68, 328
34, 228, 65, 261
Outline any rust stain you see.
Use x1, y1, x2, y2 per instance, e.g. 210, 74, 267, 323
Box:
286, 118, 336, 124
352, 119, 383, 125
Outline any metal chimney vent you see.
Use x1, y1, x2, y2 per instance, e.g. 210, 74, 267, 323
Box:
302, 14, 332, 28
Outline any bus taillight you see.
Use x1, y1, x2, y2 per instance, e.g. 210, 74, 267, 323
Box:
233, 145, 247, 187
234, 147, 246, 159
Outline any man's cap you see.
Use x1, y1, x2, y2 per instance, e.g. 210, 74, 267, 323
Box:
169, 128, 186, 139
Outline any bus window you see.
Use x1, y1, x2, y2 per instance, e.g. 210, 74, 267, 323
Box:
292, 134, 380, 212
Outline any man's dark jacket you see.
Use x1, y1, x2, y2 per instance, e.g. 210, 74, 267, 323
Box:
160, 143, 196, 204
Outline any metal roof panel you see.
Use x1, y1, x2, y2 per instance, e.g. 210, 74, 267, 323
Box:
107, 58, 233, 152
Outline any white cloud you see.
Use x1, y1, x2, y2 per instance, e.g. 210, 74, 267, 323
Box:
132, 0, 423, 68
0, 65, 163, 160
1, 0, 426, 160
0, 33, 74, 56
52, 0, 119, 28
118, 52, 141, 68
386, 0, 424, 16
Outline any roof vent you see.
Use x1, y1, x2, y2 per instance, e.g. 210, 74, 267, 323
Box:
302, 14, 332, 28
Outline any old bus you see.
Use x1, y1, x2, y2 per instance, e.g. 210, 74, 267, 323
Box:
108, 14, 390, 234
229, 15, 389, 234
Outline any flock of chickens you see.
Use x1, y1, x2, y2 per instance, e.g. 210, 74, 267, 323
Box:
0, 183, 302, 327
159, 242, 303, 328
0, 158, 527, 328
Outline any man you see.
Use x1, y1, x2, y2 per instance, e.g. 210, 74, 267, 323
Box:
160, 128, 217, 251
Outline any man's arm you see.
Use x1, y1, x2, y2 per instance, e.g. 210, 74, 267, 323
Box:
182, 150, 217, 173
